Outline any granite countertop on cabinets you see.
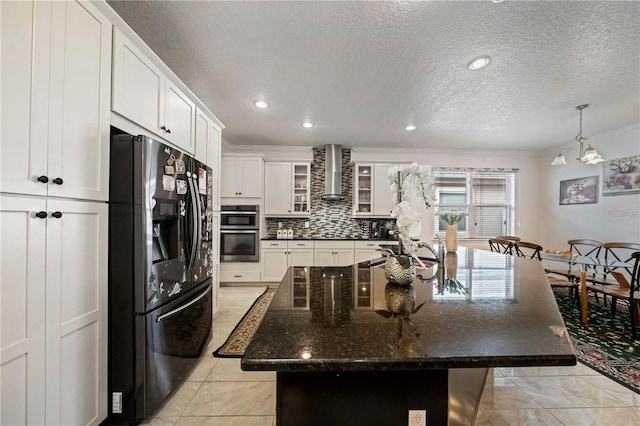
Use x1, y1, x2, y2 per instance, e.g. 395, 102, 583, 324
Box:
260, 237, 399, 241
242, 247, 576, 372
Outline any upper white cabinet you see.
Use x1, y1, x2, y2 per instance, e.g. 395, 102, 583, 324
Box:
1, 0, 111, 201
112, 29, 195, 154
221, 156, 264, 198
264, 162, 311, 216
353, 163, 395, 217
0, 195, 108, 425
195, 108, 222, 210
354, 164, 373, 215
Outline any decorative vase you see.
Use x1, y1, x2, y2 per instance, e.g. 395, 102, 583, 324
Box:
384, 283, 416, 317
384, 255, 416, 285
445, 252, 458, 278
445, 224, 458, 252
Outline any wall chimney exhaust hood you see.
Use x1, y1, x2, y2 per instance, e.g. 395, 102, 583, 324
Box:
322, 144, 343, 201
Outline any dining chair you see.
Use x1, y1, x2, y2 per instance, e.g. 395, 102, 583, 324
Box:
514, 241, 542, 260
586, 251, 640, 337
589, 242, 640, 286
497, 235, 521, 242
545, 239, 602, 282
488, 238, 514, 255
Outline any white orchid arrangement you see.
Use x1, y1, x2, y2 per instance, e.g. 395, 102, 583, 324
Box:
387, 163, 436, 255
438, 210, 468, 225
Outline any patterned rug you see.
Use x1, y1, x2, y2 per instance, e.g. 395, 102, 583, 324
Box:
212, 287, 276, 358
553, 289, 640, 394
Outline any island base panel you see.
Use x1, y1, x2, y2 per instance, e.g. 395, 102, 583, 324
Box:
277, 370, 450, 426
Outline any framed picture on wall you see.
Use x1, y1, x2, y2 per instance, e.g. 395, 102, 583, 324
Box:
602, 155, 640, 196
559, 176, 598, 205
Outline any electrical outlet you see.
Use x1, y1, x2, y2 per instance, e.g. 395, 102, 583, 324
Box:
112, 392, 123, 414
304, 221, 310, 228
408, 410, 426, 426
278, 222, 283, 228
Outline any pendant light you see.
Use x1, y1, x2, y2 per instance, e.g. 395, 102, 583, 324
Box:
551, 104, 605, 166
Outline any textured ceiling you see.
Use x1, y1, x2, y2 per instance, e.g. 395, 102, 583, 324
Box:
107, 0, 640, 152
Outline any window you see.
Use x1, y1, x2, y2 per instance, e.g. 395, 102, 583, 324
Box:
433, 169, 516, 239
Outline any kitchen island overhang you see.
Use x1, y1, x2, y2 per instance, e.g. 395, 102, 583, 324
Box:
242, 248, 576, 425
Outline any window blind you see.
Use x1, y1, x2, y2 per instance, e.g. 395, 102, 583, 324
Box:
433, 169, 516, 238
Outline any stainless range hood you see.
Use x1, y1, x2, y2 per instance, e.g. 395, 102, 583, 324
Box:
322, 144, 343, 201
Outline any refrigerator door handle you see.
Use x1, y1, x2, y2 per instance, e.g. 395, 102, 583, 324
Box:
187, 178, 199, 270
193, 176, 203, 262
156, 285, 211, 322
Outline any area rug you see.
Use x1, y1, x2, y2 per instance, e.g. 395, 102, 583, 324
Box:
212, 287, 276, 358
553, 289, 640, 394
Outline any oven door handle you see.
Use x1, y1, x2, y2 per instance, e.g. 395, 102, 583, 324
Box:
156, 285, 211, 323
220, 229, 258, 234
221, 212, 257, 215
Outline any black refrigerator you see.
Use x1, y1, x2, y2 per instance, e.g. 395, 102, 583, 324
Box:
108, 131, 213, 424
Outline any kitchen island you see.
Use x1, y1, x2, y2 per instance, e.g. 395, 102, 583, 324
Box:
242, 247, 576, 425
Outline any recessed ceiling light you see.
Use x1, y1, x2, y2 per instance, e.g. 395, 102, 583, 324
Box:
468, 56, 491, 70
302, 121, 314, 128
254, 100, 268, 109
405, 125, 417, 131
492, 0, 505, 3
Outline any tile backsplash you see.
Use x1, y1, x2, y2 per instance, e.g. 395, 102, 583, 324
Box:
265, 147, 395, 239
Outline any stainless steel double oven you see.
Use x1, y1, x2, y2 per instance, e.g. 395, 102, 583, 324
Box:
220, 205, 260, 262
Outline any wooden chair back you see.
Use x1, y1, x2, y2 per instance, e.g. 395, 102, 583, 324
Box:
498, 235, 521, 242
514, 241, 542, 260
602, 242, 640, 281
568, 239, 602, 257
489, 238, 514, 255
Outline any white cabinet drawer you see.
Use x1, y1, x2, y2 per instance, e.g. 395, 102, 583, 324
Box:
261, 240, 287, 249
354, 241, 383, 249
288, 240, 314, 249
314, 240, 354, 250
220, 270, 261, 282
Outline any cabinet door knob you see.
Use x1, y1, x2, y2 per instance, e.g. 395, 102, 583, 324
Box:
37, 175, 49, 183
51, 211, 63, 219
166, 128, 171, 134
161, 125, 167, 131
36, 211, 48, 218
52, 177, 63, 185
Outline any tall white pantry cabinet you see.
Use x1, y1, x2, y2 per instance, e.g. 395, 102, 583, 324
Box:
1, 1, 110, 424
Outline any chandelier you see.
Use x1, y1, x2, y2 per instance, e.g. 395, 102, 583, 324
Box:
550, 104, 605, 166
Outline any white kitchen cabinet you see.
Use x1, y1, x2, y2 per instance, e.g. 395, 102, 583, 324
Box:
373, 164, 395, 216
0, 195, 108, 425
352, 163, 396, 217
314, 241, 355, 266
195, 109, 222, 210
261, 240, 314, 282
220, 156, 264, 198
354, 164, 373, 215
264, 162, 311, 216
112, 29, 195, 154
1, 0, 111, 201
219, 262, 262, 283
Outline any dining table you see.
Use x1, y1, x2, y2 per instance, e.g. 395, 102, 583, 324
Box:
540, 252, 634, 324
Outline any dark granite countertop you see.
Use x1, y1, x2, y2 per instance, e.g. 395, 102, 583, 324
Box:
242, 247, 576, 372
260, 237, 399, 241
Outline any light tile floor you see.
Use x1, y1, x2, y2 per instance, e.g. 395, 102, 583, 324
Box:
143, 286, 640, 426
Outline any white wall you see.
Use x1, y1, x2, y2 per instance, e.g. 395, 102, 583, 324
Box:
537, 123, 640, 249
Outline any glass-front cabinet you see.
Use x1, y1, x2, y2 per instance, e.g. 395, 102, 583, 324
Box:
293, 163, 310, 214
354, 164, 372, 215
